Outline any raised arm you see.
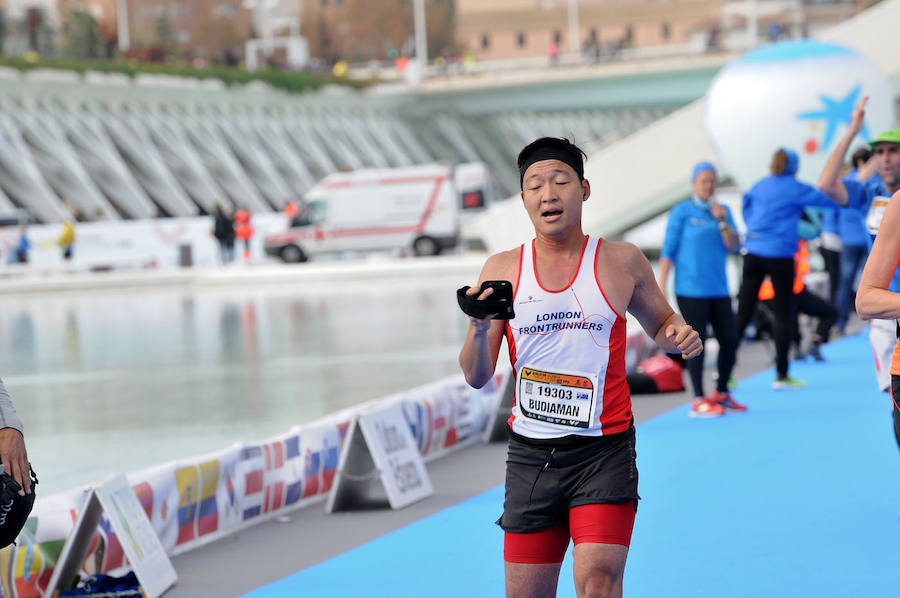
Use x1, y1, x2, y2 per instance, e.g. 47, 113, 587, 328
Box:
625, 245, 702, 358
458, 252, 518, 388
856, 190, 900, 319
818, 95, 867, 204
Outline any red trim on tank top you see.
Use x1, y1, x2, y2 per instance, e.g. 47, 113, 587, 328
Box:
513, 244, 524, 300
532, 236, 590, 293
505, 325, 518, 422
593, 238, 625, 321
505, 245, 524, 427
598, 316, 632, 435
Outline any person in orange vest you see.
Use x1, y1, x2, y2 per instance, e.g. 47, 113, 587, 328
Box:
234, 209, 254, 261
757, 240, 837, 361
284, 201, 299, 222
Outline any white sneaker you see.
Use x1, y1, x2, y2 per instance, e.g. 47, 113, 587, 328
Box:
772, 375, 806, 390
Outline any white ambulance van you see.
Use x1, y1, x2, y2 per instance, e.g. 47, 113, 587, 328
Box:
265, 162, 489, 262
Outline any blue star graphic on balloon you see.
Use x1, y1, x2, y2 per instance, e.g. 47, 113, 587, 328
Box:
797, 84, 869, 152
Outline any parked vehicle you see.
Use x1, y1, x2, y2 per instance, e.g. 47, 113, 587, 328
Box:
265, 163, 489, 263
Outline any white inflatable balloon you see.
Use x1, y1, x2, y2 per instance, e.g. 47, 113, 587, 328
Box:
706, 40, 893, 190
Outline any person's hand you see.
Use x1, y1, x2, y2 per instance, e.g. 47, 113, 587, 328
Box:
0, 428, 30, 495
710, 203, 726, 220
666, 324, 703, 359
466, 284, 497, 331
849, 95, 868, 137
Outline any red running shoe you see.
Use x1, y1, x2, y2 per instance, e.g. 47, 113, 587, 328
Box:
689, 398, 726, 418
708, 390, 748, 412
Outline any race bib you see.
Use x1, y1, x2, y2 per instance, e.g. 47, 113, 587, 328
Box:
517, 365, 598, 429
866, 195, 891, 235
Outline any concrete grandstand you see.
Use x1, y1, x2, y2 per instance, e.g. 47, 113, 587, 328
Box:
0, 55, 711, 225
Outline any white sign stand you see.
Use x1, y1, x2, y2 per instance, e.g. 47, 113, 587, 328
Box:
46, 474, 177, 598
327, 402, 433, 512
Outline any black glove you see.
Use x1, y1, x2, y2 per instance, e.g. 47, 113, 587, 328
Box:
457, 280, 515, 320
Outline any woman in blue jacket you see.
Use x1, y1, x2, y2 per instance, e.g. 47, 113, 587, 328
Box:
659, 162, 746, 417
735, 148, 847, 389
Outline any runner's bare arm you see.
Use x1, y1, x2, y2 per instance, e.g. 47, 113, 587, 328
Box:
623, 244, 703, 359
857, 190, 900, 319
459, 251, 519, 388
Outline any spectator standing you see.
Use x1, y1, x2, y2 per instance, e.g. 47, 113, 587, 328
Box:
834, 148, 872, 334
234, 209, 254, 262
9, 227, 30, 264
658, 162, 746, 417
834, 147, 881, 333
757, 240, 837, 362
57, 220, 75, 261
735, 148, 849, 389
818, 204, 841, 304
213, 204, 236, 264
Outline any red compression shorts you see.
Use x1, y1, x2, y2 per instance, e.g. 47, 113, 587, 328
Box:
503, 502, 637, 564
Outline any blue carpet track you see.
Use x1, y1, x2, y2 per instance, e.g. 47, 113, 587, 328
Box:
244, 331, 899, 597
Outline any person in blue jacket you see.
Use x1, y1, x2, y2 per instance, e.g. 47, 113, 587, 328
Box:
735, 148, 849, 389
834, 148, 881, 333
816, 147, 878, 308
659, 162, 747, 417
818, 204, 841, 304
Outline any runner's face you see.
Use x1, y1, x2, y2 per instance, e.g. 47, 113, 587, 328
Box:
520, 160, 588, 235
692, 170, 716, 201
873, 143, 900, 190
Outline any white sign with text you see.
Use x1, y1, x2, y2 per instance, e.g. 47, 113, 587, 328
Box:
94, 474, 177, 598
327, 401, 433, 512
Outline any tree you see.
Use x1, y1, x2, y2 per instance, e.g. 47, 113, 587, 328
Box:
61, 10, 101, 59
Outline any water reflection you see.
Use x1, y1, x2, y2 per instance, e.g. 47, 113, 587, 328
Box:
0, 281, 467, 494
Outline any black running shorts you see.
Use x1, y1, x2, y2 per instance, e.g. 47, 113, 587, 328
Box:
497, 426, 639, 534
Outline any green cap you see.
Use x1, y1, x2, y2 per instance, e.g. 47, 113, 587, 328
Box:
870, 128, 900, 149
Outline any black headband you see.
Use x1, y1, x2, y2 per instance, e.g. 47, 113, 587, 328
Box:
518, 145, 584, 189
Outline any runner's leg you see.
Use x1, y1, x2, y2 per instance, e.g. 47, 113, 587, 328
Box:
569, 502, 634, 598
676, 296, 710, 397
709, 296, 738, 393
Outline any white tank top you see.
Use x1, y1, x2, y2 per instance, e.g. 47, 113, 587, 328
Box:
504, 236, 632, 439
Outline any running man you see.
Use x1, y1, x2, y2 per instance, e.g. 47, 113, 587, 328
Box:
458, 137, 701, 598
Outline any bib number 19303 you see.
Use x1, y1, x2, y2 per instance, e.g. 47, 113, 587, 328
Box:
517, 366, 597, 429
